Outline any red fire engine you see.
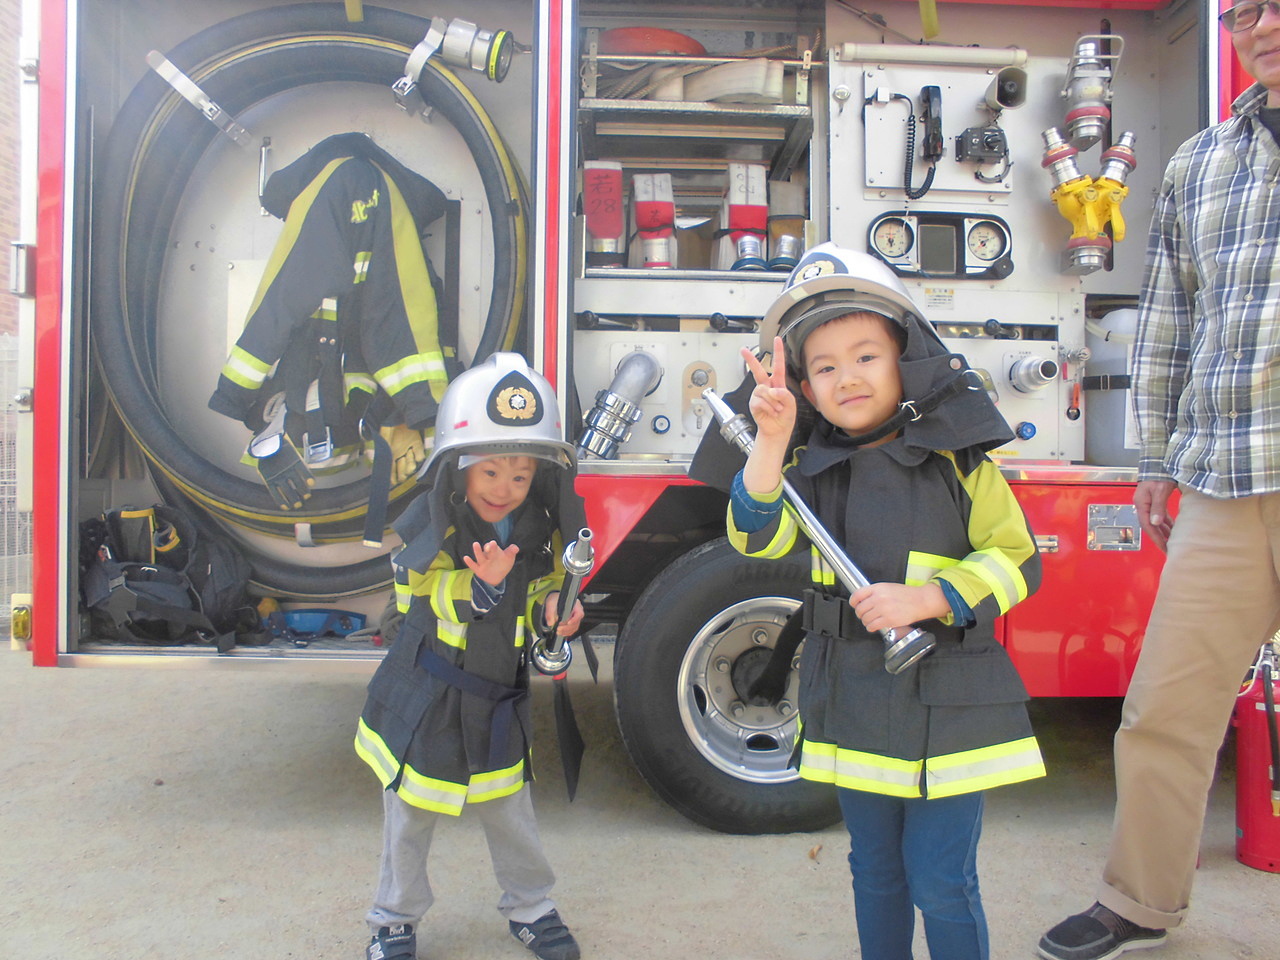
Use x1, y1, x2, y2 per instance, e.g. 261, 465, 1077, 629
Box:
16, 0, 1252, 833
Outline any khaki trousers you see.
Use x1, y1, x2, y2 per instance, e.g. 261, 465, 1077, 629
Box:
1097, 487, 1280, 928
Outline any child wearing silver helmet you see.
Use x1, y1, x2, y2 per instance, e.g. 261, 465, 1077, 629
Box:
728, 243, 1044, 960
355, 353, 586, 960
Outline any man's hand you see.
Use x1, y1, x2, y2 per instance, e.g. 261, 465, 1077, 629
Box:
1134, 479, 1177, 552
463, 540, 520, 586
850, 582, 949, 636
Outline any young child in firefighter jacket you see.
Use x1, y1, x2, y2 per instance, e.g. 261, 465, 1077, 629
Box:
354, 354, 587, 960
727, 245, 1044, 960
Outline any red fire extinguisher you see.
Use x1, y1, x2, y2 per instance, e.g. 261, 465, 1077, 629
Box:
1234, 642, 1280, 872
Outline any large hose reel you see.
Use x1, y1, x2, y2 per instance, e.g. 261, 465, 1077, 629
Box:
90, 4, 529, 597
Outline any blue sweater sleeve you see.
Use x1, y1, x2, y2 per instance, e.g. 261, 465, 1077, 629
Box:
938, 577, 976, 628
730, 470, 784, 534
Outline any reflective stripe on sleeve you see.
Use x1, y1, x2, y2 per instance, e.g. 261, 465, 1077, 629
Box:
375, 351, 448, 398
220, 344, 272, 390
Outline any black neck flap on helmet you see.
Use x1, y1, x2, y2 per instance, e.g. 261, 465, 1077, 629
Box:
689, 303, 1013, 491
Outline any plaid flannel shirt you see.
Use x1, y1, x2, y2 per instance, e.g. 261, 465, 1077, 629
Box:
1133, 82, 1280, 498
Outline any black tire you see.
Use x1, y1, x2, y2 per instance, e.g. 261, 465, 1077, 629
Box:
613, 538, 840, 834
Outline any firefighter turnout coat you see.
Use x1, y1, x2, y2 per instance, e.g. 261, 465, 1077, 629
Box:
355, 466, 578, 815
729, 422, 1046, 799
209, 132, 451, 434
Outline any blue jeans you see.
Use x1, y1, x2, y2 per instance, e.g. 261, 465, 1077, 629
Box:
838, 787, 988, 960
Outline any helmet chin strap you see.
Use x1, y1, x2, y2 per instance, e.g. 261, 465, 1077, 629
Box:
834, 363, 978, 448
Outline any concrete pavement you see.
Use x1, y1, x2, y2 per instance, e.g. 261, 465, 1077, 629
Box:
0, 646, 1273, 960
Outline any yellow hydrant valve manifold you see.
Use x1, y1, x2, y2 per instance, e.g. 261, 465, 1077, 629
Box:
1041, 128, 1137, 275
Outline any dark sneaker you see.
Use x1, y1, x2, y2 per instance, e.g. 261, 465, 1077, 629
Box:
1038, 903, 1166, 960
367, 923, 416, 960
509, 909, 581, 960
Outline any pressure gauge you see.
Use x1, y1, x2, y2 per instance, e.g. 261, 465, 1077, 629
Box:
868, 211, 1014, 280
967, 220, 1007, 261
872, 217, 914, 259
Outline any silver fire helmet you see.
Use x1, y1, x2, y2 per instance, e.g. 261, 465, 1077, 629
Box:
760, 242, 923, 365
423, 352, 576, 475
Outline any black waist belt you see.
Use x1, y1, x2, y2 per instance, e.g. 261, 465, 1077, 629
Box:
803, 589, 862, 639
416, 646, 527, 770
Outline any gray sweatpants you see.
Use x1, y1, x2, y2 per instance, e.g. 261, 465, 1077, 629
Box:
366, 786, 558, 932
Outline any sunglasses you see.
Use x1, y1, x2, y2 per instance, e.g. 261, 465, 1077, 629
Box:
1220, 1, 1280, 32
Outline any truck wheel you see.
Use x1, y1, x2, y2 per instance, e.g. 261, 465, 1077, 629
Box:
613, 537, 839, 834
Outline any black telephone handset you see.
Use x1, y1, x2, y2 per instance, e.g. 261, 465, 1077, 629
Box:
920, 85, 944, 161
900, 86, 941, 200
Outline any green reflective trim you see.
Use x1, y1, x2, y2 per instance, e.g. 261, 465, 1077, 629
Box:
221, 344, 272, 390
354, 717, 399, 788
375, 352, 447, 396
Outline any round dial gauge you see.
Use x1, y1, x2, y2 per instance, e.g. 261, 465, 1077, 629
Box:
872, 218, 914, 258
967, 221, 1007, 261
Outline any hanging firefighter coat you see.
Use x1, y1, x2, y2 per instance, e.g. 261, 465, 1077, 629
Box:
355, 457, 586, 815
729, 422, 1045, 800
208, 132, 452, 436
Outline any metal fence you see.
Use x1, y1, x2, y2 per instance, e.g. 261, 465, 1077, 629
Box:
0, 332, 32, 629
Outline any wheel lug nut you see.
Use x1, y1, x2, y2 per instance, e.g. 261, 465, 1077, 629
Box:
714, 657, 731, 672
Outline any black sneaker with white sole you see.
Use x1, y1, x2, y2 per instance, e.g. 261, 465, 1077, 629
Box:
509, 909, 580, 960
367, 923, 416, 960
1038, 902, 1167, 960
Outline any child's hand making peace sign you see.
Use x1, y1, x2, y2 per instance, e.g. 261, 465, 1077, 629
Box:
741, 336, 796, 445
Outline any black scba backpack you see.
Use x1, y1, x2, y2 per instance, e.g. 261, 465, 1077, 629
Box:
79, 504, 262, 651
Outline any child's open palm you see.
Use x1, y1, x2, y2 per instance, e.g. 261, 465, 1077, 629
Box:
463, 540, 520, 586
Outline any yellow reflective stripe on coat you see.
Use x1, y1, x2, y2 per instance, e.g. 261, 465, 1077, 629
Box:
948, 453, 1036, 613
354, 717, 400, 788
726, 501, 798, 559
220, 344, 272, 390
466, 760, 525, 803
925, 736, 1045, 798
398, 759, 525, 814
960, 548, 1028, 613
243, 156, 347, 321
429, 567, 470, 622
353, 250, 371, 284
394, 566, 412, 614
395, 763, 470, 815
436, 618, 467, 650
798, 735, 1045, 798
905, 550, 956, 587
799, 740, 925, 797
379, 167, 442, 354
375, 351, 448, 399
313, 297, 338, 322
810, 546, 837, 587
345, 371, 377, 396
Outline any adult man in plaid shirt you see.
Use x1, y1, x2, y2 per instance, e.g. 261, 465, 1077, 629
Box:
1040, 3, 1280, 959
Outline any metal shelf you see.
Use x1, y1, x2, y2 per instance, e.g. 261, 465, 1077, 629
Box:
578, 97, 813, 179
